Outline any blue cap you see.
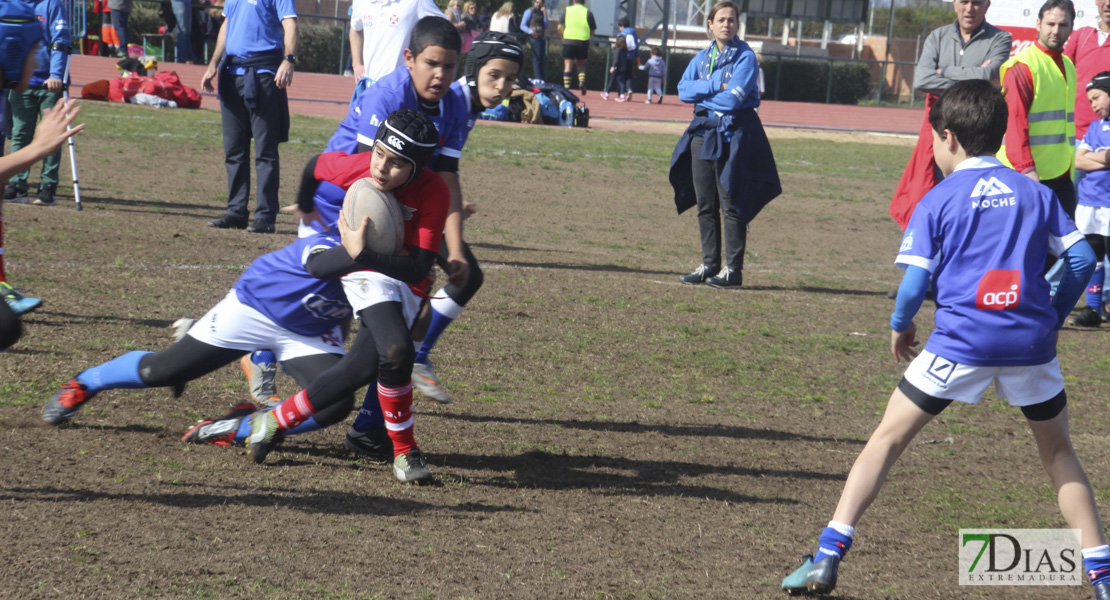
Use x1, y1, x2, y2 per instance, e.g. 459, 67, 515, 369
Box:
0, 0, 41, 89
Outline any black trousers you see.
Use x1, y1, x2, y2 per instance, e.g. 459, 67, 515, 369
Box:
303, 302, 415, 415
138, 336, 353, 427
689, 134, 746, 271
220, 72, 282, 224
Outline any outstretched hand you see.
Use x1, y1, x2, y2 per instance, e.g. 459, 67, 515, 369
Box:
30, 98, 83, 156
338, 211, 368, 259
280, 202, 324, 231
891, 323, 919, 363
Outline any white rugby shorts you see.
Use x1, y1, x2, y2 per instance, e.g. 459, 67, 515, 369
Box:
902, 349, 1064, 407
186, 290, 346, 361
341, 271, 422, 327
1074, 205, 1110, 237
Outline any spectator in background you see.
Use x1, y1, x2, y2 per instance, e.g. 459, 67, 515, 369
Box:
1064, 0, 1110, 171
889, 0, 1010, 231
671, 0, 780, 290
489, 2, 514, 34
348, 0, 444, 83
520, 0, 548, 82
601, 34, 628, 101
95, 0, 119, 56
640, 45, 664, 103
445, 0, 464, 32
617, 16, 636, 100
5, 0, 71, 207
201, 0, 297, 234
172, 0, 197, 63
461, 1, 481, 52
107, 0, 132, 57
559, 0, 595, 94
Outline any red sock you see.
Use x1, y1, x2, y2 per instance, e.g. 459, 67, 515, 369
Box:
273, 389, 316, 432
0, 204, 7, 282
379, 382, 416, 457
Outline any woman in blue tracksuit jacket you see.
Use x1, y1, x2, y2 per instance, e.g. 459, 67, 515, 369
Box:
670, 0, 780, 289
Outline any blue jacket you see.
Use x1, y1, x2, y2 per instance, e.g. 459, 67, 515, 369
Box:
27, 0, 69, 88
670, 37, 779, 223
677, 36, 760, 115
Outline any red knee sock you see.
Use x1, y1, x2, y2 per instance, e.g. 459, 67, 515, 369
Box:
273, 389, 316, 432
379, 382, 416, 457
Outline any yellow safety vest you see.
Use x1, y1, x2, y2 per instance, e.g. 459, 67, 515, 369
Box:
562, 4, 590, 42
996, 45, 1076, 180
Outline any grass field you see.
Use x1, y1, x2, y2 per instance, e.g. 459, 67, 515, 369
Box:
1, 101, 1109, 599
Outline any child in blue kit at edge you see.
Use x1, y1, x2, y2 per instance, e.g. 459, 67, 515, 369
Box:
781, 79, 1110, 599
1068, 71, 1110, 328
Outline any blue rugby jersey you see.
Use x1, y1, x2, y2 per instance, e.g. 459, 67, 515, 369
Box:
895, 156, 1084, 366
1078, 118, 1110, 208
324, 68, 476, 166
233, 232, 352, 336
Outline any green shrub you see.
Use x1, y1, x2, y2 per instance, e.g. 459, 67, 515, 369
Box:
761, 57, 870, 105
297, 23, 346, 74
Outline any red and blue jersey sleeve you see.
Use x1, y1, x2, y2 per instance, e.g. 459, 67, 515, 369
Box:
313, 151, 373, 190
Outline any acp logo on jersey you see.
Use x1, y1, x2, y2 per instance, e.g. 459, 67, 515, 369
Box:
976, 269, 1021, 310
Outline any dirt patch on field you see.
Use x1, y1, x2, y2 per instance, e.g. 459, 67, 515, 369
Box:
0, 103, 1104, 599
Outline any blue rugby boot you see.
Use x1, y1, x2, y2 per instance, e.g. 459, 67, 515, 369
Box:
805, 555, 840, 595
781, 555, 816, 595
1097, 581, 1110, 600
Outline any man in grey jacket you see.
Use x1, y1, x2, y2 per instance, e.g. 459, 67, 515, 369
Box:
913, 0, 1011, 95
890, 0, 1011, 231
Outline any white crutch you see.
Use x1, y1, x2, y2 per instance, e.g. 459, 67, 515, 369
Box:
55, 42, 81, 211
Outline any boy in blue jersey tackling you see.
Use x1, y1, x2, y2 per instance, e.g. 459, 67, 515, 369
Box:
782, 80, 1110, 598
300, 23, 521, 408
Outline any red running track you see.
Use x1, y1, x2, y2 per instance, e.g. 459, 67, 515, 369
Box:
70, 55, 923, 134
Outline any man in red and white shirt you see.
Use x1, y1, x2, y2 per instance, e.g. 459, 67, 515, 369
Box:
349, 0, 446, 83
1064, 0, 1110, 141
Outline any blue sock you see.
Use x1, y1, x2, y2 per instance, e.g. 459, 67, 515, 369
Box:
350, 386, 384, 434
1086, 266, 1104, 311
285, 417, 321, 437
816, 521, 854, 562
233, 412, 257, 446
252, 350, 276, 366
1084, 546, 1110, 586
76, 351, 152, 394
415, 306, 456, 364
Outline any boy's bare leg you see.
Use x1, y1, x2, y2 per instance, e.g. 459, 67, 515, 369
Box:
831, 388, 938, 527
1027, 406, 1108, 549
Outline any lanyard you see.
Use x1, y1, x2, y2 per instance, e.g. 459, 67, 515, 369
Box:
709, 44, 719, 75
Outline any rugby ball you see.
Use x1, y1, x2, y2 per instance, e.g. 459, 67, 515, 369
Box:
342, 178, 405, 255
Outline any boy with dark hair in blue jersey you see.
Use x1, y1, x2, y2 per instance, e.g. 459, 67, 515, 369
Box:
782, 79, 1110, 599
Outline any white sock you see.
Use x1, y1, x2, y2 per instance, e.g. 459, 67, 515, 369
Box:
828, 520, 855, 538
1083, 545, 1110, 559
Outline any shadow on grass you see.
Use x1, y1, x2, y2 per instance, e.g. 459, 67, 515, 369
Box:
436, 449, 822, 503
75, 194, 216, 214
25, 311, 172, 329
430, 412, 864, 445
0, 484, 522, 515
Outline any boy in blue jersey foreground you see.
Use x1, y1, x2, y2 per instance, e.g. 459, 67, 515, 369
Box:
782, 80, 1110, 598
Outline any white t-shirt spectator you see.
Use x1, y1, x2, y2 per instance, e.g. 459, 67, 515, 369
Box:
489, 12, 512, 33
351, 0, 445, 82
